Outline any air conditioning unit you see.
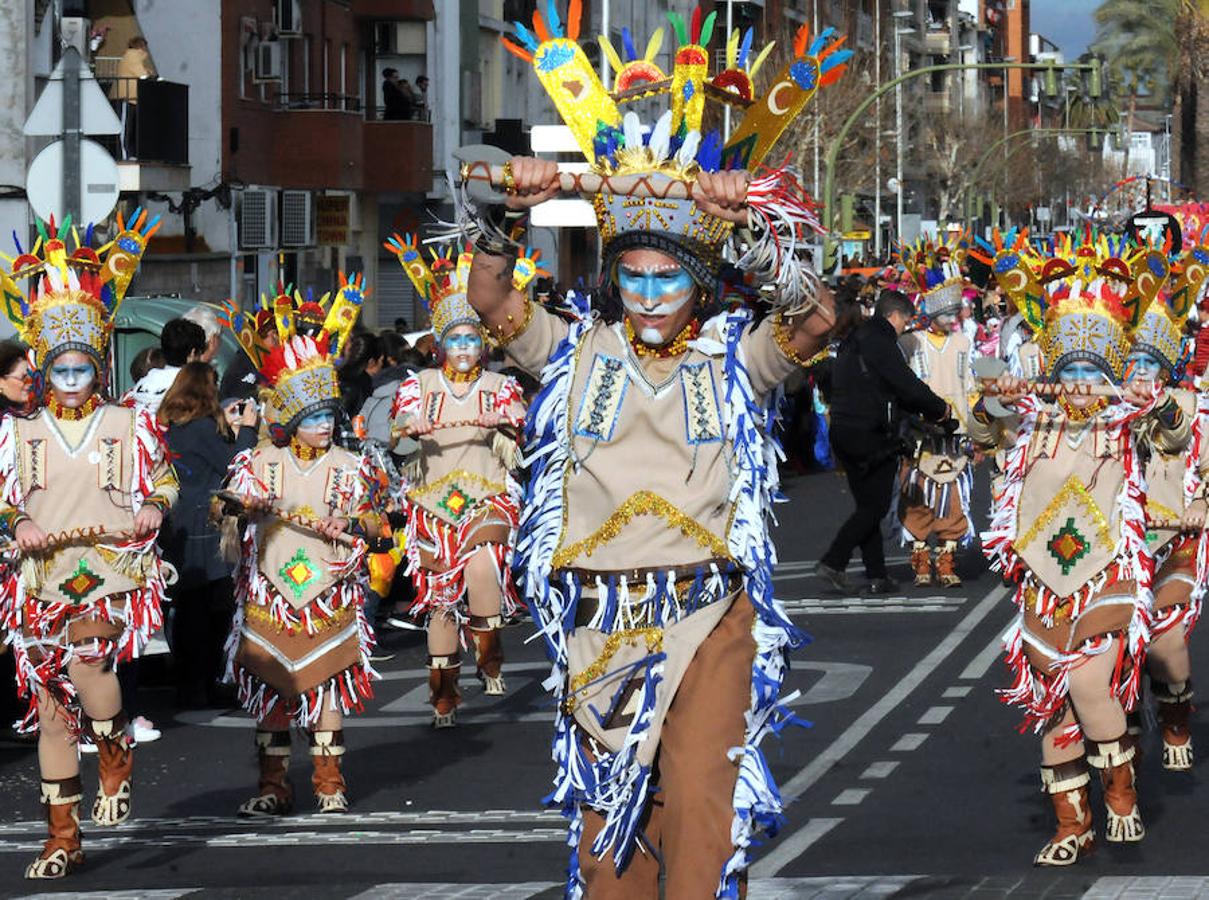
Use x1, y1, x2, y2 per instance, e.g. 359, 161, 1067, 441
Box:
240, 188, 278, 249
275, 0, 302, 37
254, 40, 282, 82
281, 190, 314, 247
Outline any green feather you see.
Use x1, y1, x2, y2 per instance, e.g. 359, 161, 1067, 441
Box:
699, 11, 716, 47
668, 12, 687, 45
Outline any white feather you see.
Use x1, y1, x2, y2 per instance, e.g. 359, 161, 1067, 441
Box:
675, 130, 701, 168
623, 112, 643, 152
649, 110, 672, 163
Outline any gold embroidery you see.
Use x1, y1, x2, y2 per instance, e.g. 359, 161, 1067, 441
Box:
551, 490, 732, 568
1016, 475, 1114, 553
565, 627, 664, 713
408, 469, 506, 501
243, 599, 351, 634
772, 314, 827, 368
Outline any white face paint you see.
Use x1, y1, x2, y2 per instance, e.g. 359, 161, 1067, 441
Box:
295, 409, 335, 448
443, 325, 483, 372
49, 362, 95, 393
617, 263, 696, 347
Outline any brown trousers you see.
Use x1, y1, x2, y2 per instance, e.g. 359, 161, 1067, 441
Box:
577, 594, 756, 899
898, 466, 969, 543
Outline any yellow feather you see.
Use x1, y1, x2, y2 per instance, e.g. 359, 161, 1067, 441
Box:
599, 34, 625, 76
644, 27, 664, 62
749, 42, 776, 78
726, 29, 740, 68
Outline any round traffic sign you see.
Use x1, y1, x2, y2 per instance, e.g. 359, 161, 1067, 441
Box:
25, 138, 120, 225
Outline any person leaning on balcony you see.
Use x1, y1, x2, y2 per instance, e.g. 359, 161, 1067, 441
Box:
381, 68, 413, 121
110, 36, 157, 159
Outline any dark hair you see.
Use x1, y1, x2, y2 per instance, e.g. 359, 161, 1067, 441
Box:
158, 361, 227, 434
382, 67, 398, 78
340, 331, 382, 375
379, 330, 408, 365
393, 316, 409, 332
130, 346, 165, 382
0, 341, 27, 379
416, 75, 428, 85
128, 35, 148, 49
875, 289, 914, 320
161, 318, 207, 367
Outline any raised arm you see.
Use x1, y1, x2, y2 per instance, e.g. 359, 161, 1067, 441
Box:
465, 157, 560, 342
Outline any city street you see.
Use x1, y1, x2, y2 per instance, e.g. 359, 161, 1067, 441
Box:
0, 465, 1205, 899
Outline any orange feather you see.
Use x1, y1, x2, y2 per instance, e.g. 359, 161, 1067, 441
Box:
567, 0, 582, 41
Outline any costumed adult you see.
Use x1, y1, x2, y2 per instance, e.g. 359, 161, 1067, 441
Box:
897, 235, 976, 587
979, 232, 1188, 866
384, 238, 531, 727
0, 212, 176, 879
1124, 233, 1209, 771
461, 6, 848, 896
219, 275, 377, 816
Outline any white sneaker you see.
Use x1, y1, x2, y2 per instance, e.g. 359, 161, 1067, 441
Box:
132, 716, 161, 744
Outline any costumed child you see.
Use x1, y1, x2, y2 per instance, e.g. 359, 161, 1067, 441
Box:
220, 275, 377, 816
384, 237, 532, 727
980, 232, 1188, 865
0, 212, 176, 879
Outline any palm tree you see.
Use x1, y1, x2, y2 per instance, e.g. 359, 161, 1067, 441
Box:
1174, 1, 1209, 198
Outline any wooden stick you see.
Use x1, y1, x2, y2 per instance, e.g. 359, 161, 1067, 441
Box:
459, 161, 702, 201
0, 525, 135, 559
978, 379, 1126, 399
213, 491, 357, 546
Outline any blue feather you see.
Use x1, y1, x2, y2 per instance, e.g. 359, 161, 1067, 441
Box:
697, 130, 722, 172
621, 26, 638, 62
820, 48, 853, 73
11, 231, 22, 255
738, 28, 753, 68
545, 0, 562, 38
513, 22, 539, 52
807, 26, 835, 56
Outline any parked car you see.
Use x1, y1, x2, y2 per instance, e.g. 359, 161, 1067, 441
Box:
110, 295, 241, 397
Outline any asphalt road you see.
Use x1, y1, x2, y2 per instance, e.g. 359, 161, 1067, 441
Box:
0, 464, 1206, 899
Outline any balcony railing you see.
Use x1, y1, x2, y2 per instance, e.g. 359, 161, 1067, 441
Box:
276, 92, 364, 113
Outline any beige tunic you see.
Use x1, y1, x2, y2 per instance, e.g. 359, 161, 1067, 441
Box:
1142, 389, 1199, 554
900, 329, 973, 430
505, 308, 798, 574
15, 405, 177, 608
393, 368, 524, 527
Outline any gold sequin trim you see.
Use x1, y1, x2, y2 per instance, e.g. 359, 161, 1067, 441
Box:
1015, 475, 1114, 553
408, 469, 506, 502
565, 627, 663, 713
772, 314, 828, 368
551, 490, 732, 569
488, 297, 535, 349
243, 599, 352, 634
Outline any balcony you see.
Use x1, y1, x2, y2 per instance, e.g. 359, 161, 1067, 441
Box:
925, 28, 952, 55
924, 91, 953, 115
268, 94, 432, 194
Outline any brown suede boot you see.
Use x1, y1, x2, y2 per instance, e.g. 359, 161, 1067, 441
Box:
25, 777, 85, 879
309, 729, 348, 813
935, 540, 962, 588
1088, 734, 1144, 843
910, 541, 932, 586
86, 713, 132, 826
1034, 760, 1094, 866
1155, 679, 1194, 771
470, 615, 506, 695
238, 730, 293, 817
428, 653, 461, 728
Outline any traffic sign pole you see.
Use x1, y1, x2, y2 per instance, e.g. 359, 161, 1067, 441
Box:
63, 46, 82, 223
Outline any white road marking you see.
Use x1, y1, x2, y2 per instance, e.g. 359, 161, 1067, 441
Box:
347, 885, 560, 900
860, 761, 899, 779
748, 818, 845, 877
831, 789, 870, 806
960, 629, 1006, 680
917, 706, 953, 725
890, 733, 929, 752
943, 686, 973, 698
774, 557, 910, 574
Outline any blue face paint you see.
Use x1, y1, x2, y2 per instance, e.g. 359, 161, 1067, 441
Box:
444, 332, 483, 352
617, 267, 694, 308
1056, 361, 1108, 385
1125, 351, 1163, 383
48, 362, 96, 392
298, 410, 335, 430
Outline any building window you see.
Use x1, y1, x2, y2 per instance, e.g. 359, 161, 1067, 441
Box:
303, 35, 312, 94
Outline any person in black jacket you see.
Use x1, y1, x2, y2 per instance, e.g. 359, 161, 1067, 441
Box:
818, 290, 952, 593
158, 363, 260, 707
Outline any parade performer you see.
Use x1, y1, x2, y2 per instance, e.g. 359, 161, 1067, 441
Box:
0, 212, 176, 879
981, 231, 1187, 865
898, 236, 975, 587
460, 5, 848, 895
1126, 235, 1209, 771
220, 275, 376, 816
383, 238, 531, 727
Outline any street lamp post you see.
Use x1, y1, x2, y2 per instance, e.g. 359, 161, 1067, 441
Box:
894, 16, 915, 247
874, 0, 881, 260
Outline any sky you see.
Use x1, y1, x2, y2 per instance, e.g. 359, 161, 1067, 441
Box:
1031, 0, 1100, 60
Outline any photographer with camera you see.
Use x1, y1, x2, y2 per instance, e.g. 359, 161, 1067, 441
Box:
817, 290, 954, 594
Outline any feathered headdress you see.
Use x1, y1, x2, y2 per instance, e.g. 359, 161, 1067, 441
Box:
383, 234, 546, 339
987, 228, 1160, 381
499, 1, 851, 308
1132, 224, 1209, 378
899, 231, 968, 318
222, 273, 365, 437
0, 210, 158, 374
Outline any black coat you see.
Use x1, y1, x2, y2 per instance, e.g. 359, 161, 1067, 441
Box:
829, 316, 948, 444
160, 418, 258, 585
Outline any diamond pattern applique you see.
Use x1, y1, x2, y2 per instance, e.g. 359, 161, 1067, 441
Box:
1047, 517, 1091, 576
278, 548, 318, 601
59, 558, 105, 602
438, 484, 473, 521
